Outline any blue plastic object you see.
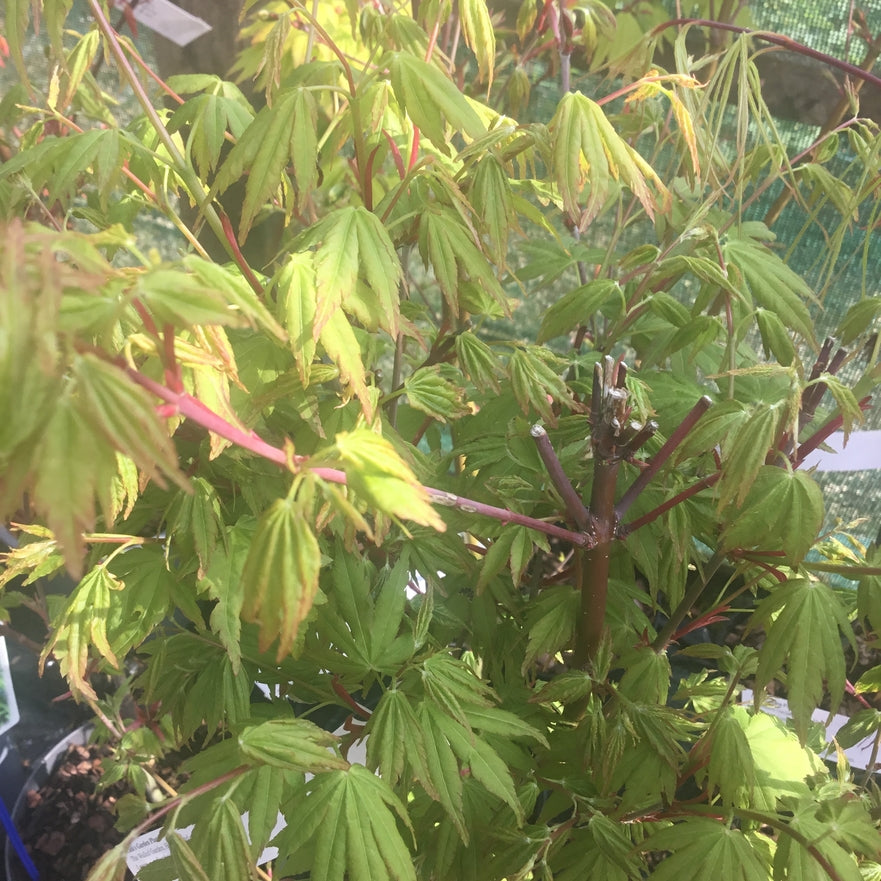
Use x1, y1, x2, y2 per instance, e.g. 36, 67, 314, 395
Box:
0, 790, 38, 880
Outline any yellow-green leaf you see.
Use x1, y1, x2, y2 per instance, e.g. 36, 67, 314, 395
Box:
241, 494, 321, 660
319, 309, 374, 419
32, 389, 117, 572
459, 0, 496, 88
41, 565, 122, 700
274, 252, 318, 384
389, 52, 485, 153
238, 718, 348, 772
71, 354, 188, 491
722, 466, 824, 564
550, 91, 668, 224
335, 429, 445, 531
753, 578, 854, 744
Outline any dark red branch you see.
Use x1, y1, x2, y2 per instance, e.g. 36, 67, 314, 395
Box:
616, 396, 713, 519
654, 19, 881, 92
621, 471, 720, 535
792, 396, 872, 467
531, 424, 592, 532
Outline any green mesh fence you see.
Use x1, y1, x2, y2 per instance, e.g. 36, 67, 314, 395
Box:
742, 1, 881, 539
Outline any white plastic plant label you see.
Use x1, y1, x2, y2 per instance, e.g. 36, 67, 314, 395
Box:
111, 0, 212, 47
0, 636, 20, 737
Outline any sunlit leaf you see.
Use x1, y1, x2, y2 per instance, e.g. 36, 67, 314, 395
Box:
389, 52, 485, 153
335, 429, 444, 531
32, 388, 117, 571
642, 818, 770, 881
404, 366, 467, 422
550, 91, 669, 224
752, 578, 854, 743
41, 564, 121, 700
319, 308, 374, 419
188, 798, 254, 881
72, 354, 188, 491
238, 718, 348, 772
459, 0, 495, 88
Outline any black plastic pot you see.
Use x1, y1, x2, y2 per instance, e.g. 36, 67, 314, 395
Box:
4, 724, 94, 881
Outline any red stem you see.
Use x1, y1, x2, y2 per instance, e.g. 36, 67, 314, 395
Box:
615, 396, 713, 519
792, 396, 872, 467
622, 472, 720, 534
123, 367, 595, 548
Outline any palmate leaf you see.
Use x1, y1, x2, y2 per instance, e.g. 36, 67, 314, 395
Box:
455, 332, 501, 392
273, 252, 318, 384
188, 798, 254, 881
300, 206, 403, 336
716, 403, 782, 509
105, 546, 178, 658
554, 819, 644, 881
181, 256, 287, 338
459, 0, 495, 88
389, 52, 485, 153
240, 493, 321, 660
167, 85, 254, 176
537, 279, 623, 343
508, 346, 574, 425
167, 833, 212, 881
170, 475, 223, 578
72, 354, 188, 491
468, 155, 512, 263
698, 706, 755, 807
522, 586, 579, 672
723, 235, 818, 346
0, 129, 128, 208
136, 634, 250, 740
550, 91, 669, 224
404, 366, 468, 422
752, 578, 855, 743
426, 702, 524, 823
740, 711, 824, 811
276, 764, 416, 881
41, 564, 121, 700
32, 388, 118, 571
773, 796, 878, 881
198, 517, 257, 672
213, 85, 318, 239
722, 466, 824, 564
315, 552, 415, 676
335, 429, 444, 530
238, 718, 348, 772
417, 205, 506, 319
366, 688, 431, 788
642, 818, 771, 881
838, 296, 881, 346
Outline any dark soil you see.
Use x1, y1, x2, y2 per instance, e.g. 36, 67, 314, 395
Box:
12, 740, 134, 881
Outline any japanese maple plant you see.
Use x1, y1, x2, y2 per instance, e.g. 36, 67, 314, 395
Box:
2, 1, 881, 879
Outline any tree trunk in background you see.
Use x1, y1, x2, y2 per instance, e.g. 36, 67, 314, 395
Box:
151, 0, 243, 80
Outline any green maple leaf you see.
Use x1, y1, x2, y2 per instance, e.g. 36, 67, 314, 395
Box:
275, 765, 416, 881
752, 577, 855, 743
643, 818, 771, 881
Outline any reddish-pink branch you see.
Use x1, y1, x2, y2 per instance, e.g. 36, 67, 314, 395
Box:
124, 367, 594, 548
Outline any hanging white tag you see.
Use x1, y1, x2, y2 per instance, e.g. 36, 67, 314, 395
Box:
111, 0, 212, 47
